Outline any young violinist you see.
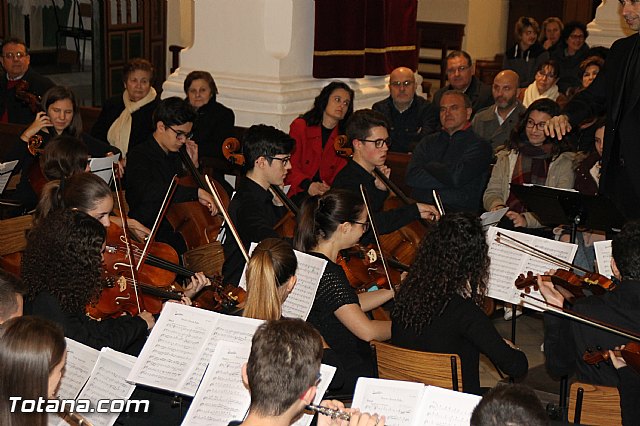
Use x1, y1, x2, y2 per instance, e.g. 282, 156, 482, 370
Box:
391, 213, 528, 395
294, 188, 394, 395
331, 108, 440, 243
539, 219, 640, 387
221, 124, 294, 286
125, 96, 217, 255
22, 208, 154, 355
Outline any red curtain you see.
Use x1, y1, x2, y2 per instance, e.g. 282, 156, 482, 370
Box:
313, 0, 418, 78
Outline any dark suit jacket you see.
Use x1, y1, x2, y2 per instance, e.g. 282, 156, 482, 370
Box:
563, 33, 640, 217
431, 76, 493, 123
0, 68, 54, 124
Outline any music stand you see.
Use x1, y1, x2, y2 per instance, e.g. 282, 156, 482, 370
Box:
509, 184, 625, 244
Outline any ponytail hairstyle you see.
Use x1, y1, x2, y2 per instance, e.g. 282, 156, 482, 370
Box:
34, 172, 112, 227
243, 238, 298, 321
41, 134, 89, 181
293, 188, 365, 252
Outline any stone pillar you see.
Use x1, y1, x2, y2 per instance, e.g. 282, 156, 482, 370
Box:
162, 0, 387, 131
588, 0, 635, 48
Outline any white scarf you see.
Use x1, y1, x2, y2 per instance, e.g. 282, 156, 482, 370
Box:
107, 87, 157, 156
522, 81, 559, 107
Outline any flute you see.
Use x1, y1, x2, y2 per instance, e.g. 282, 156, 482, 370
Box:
306, 403, 351, 420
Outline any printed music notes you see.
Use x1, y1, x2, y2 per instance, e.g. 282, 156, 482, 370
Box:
89, 155, 120, 185
593, 240, 613, 278
0, 160, 18, 194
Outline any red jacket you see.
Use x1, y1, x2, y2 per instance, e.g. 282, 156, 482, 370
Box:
285, 117, 347, 197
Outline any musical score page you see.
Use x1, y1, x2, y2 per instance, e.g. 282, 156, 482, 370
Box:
76, 348, 137, 426
411, 386, 481, 426
0, 160, 18, 194
352, 378, 425, 426
594, 240, 613, 278
56, 338, 100, 401
291, 363, 337, 426
89, 155, 120, 184
485, 227, 577, 311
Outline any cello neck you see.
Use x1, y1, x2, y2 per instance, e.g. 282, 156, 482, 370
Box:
179, 145, 209, 192
270, 184, 299, 216
372, 167, 413, 206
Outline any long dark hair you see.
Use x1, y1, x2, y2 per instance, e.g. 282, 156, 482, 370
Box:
293, 189, 364, 252
41, 86, 82, 137
391, 213, 489, 334
301, 82, 355, 132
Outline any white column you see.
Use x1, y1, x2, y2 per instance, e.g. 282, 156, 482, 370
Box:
588, 0, 635, 48
162, 0, 388, 131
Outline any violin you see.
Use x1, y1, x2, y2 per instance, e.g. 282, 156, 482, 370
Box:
337, 245, 406, 293
515, 269, 614, 303
14, 80, 41, 115
582, 342, 640, 375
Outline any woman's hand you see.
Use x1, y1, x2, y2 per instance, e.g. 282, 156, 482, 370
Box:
537, 270, 565, 308
506, 210, 527, 227
21, 111, 52, 141
309, 181, 330, 196
609, 346, 627, 370
127, 218, 151, 242
184, 272, 211, 298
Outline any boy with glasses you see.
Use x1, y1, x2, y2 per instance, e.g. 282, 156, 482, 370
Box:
125, 97, 217, 254
222, 124, 295, 285
0, 37, 54, 124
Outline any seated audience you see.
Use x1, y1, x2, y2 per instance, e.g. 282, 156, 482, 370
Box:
470, 384, 549, 425
391, 213, 528, 395
0, 316, 67, 426
91, 58, 159, 155
567, 55, 605, 99
294, 189, 394, 395
472, 70, 526, 152
407, 90, 492, 213
0, 37, 54, 125
0, 270, 24, 323
574, 118, 605, 196
372, 67, 437, 153
285, 81, 353, 201
520, 60, 567, 108
503, 17, 550, 88
550, 21, 590, 94
483, 99, 575, 229
539, 17, 564, 51
431, 51, 493, 122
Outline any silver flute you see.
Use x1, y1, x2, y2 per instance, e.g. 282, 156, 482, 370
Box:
306, 403, 351, 420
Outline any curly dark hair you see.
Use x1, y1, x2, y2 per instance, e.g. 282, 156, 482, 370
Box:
391, 213, 489, 334
561, 21, 588, 44
301, 81, 355, 132
22, 209, 106, 313
612, 220, 640, 281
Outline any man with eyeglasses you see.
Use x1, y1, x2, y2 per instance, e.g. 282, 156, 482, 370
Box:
545, 0, 640, 220
0, 37, 54, 125
372, 67, 437, 153
125, 97, 217, 255
221, 124, 295, 286
431, 51, 493, 125
407, 90, 492, 213
332, 109, 440, 242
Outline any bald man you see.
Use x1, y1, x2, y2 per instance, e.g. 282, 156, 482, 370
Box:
372, 67, 437, 153
471, 70, 526, 152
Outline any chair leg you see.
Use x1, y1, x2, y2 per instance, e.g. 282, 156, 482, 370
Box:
450, 356, 459, 392
574, 387, 584, 424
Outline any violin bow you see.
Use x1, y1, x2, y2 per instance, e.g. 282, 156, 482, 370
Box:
432, 190, 445, 216
359, 184, 395, 295
204, 174, 250, 263
520, 292, 640, 342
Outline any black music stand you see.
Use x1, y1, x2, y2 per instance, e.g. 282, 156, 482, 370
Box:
509, 184, 625, 244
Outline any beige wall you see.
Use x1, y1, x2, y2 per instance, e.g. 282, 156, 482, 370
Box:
166, 0, 195, 74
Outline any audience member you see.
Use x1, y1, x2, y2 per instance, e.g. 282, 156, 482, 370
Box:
574, 118, 605, 196
503, 17, 550, 88
392, 213, 528, 395
407, 90, 492, 213
470, 383, 549, 425
0, 37, 54, 125
550, 21, 590, 94
372, 67, 437, 153
472, 70, 526, 152
285, 82, 353, 201
567, 55, 605, 99
0, 269, 24, 323
520, 60, 567, 107
539, 17, 564, 51
91, 58, 159, 155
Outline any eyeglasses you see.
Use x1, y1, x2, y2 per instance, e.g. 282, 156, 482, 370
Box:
359, 138, 392, 149
389, 80, 414, 87
266, 155, 291, 166
569, 33, 585, 40
526, 119, 547, 131
350, 220, 370, 233
167, 126, 193, 141
2, 52, 27, 60
446, 65, 470, 75
536, 70, 557, 79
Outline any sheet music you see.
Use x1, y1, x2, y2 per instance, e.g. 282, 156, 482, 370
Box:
352, 378, 425, 426
480, 207, 508, 228
77, 348, 137, 426
411, 386, 481, 426
594, 240, 613, 277
127, 303, 219, 393
0, 160, 18, 194
181, 341, 252, 426
238, 244, 326, 321
57, 338, 100, 401
291, 363, 337, 426
486, 227, 577, 311
89, 155, 120, 184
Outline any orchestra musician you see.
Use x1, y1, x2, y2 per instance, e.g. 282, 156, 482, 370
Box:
294, 189, 394, 395
221, 124, 294, 286
331, 109, 440, 241
391, 213, 528, 395
0, 316, 66, 426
